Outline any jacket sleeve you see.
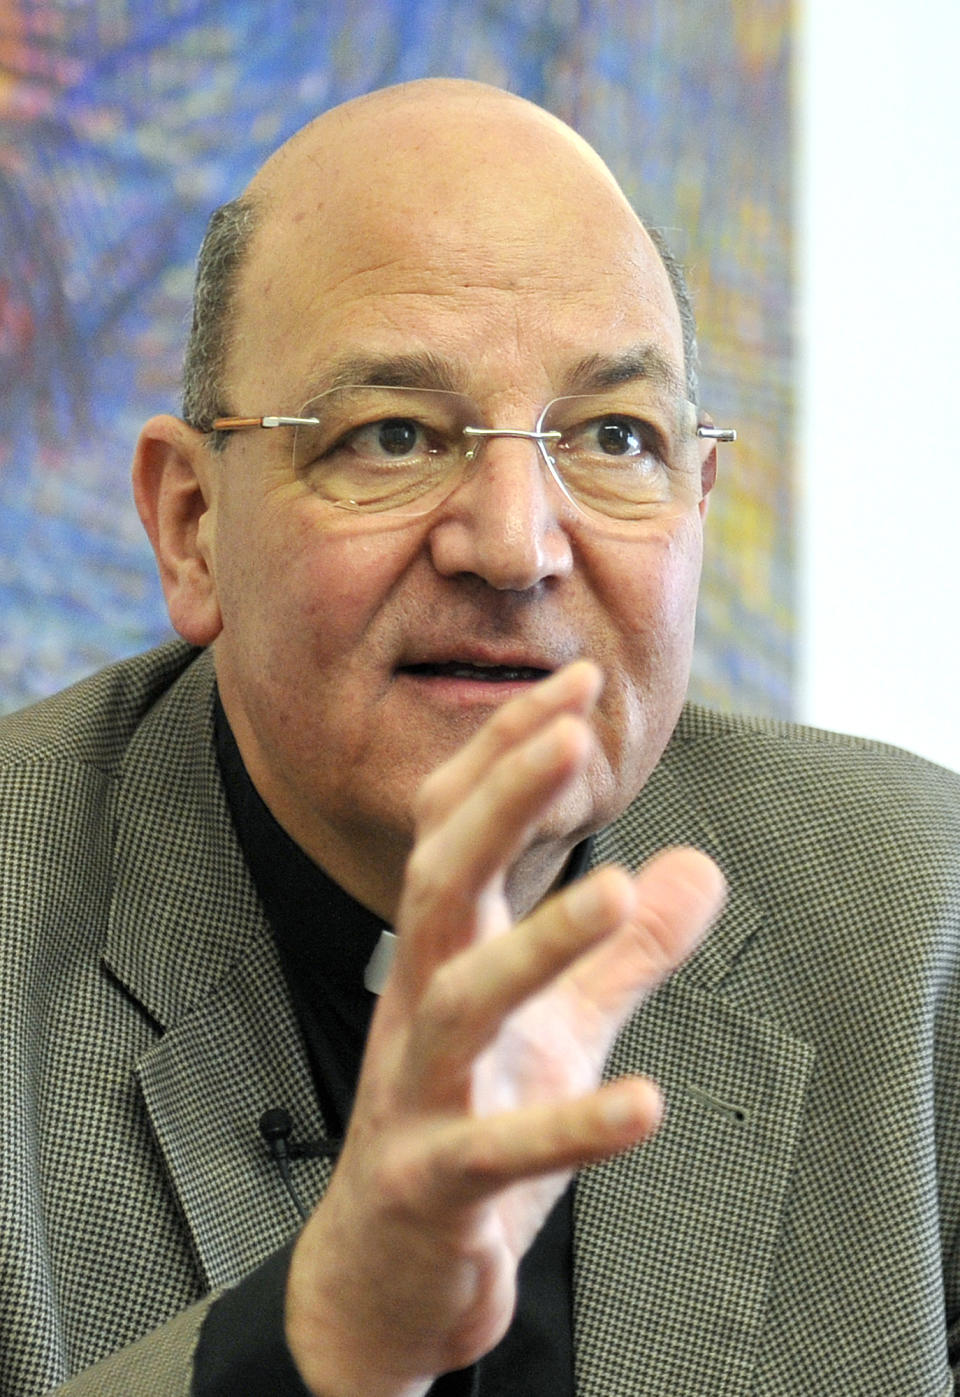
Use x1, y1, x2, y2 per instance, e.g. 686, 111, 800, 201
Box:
44, 1246, 306, 1397
46, 1246, 479, 1397
190, 1244, 479, 1397
48, 1297, 215, 1397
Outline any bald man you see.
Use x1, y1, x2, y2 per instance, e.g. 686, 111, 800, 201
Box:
2, 79, 959, 1397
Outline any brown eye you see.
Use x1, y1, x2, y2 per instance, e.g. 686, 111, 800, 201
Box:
594, 417, 643, 456
342, 416, 432, 459
375, 418, 420, 455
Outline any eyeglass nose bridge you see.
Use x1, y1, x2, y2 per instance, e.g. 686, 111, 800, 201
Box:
462, 425, 563, 465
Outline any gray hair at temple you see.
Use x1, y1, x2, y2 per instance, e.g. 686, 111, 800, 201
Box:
180, 194, 701, 444
181, 195, 259, 443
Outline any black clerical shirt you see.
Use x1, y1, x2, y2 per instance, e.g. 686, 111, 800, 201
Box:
192, 697, 585, 1395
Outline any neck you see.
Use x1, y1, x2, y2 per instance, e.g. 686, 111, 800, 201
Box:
216, 685, 581, 924
293, 819, 577, 926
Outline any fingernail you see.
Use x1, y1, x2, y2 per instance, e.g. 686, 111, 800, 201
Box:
600, 1081, 659, 1129
543, 660, 602, 705
600, 1084, 640, 1126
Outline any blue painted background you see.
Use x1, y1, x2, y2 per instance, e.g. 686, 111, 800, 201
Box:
0, 0, 793, 716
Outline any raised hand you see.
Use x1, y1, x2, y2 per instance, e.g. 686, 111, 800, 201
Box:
285, 662, 725, 1397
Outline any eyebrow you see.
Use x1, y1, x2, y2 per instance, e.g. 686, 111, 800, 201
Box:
301, 352, 465, 400
563, 346, 687, 400
297, 343, 687, 404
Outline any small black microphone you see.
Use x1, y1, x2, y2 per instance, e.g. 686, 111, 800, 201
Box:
259, 1109, 309, 1222
260, 1107, 295, 1155
259, 1110, 344, 1223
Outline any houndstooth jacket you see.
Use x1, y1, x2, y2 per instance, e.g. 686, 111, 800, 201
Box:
0, 641, 958, 1396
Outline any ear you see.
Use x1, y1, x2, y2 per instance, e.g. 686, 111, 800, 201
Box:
699, 440, 717, 518
132, 415, 223, 646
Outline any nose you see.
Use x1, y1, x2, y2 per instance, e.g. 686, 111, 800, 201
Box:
426, 436, 575, 591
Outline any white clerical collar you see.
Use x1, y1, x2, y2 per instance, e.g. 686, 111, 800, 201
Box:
363, 928, 398, 994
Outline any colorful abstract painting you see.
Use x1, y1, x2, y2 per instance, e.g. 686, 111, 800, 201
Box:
0, 0, 793, 718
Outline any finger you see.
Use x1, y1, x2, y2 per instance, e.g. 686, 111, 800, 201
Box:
415, 1076, 664, 1206
413, 659, 603, 835
405, 848, 724, 1084
407, 863, 637, 1074
564, 847, 726, 1023
397, 708, 596, 978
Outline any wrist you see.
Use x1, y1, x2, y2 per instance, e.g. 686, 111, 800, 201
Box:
285, 1225, 435, 1397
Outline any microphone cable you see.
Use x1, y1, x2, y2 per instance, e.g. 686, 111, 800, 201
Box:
259, 1108, 343, 1224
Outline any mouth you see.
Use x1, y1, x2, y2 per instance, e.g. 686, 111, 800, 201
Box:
399, 661, 553, 683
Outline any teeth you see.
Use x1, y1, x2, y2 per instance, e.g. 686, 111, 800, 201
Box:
454, 666, 532, 681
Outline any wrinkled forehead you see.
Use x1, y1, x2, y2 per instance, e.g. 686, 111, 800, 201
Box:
229, 88, 685, 405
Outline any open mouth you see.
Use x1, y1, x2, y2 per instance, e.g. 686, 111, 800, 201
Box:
401, 662, 552, 683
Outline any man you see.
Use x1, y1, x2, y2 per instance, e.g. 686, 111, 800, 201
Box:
0, 78, 957, 1396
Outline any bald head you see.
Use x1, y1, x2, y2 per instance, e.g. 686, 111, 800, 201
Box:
181, 78, 698, 434
249, 79, 619, 208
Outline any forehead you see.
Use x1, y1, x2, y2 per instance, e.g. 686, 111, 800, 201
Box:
228, 100, 685, 408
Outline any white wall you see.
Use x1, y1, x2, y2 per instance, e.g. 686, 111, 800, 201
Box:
797, 0, 960, 770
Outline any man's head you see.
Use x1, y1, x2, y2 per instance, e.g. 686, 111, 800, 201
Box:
133, 78, 719, 917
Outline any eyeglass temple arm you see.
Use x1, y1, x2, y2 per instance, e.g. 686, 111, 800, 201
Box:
209, 417, 736, 441
210, 415, 320, 432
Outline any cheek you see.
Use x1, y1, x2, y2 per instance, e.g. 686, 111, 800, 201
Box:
589, 521, 703, 770
215, 496, 416, 671
213, 507, 430, 796
599, 521, 703, 672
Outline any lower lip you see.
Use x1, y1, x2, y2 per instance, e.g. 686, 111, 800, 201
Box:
395, 669, 550, 707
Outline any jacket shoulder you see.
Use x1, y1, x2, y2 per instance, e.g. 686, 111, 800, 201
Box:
667, 701, 960, 823
601, 702, 960, 955
674, 699, 957, 764
0, 641, 205, 776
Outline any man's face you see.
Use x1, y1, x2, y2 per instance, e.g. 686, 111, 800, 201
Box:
199, 91, 710, 915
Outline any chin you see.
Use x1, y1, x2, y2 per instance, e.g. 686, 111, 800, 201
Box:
527, 763, 623, 852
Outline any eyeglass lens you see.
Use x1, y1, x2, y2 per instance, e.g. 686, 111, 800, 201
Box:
291, 385, 704, 518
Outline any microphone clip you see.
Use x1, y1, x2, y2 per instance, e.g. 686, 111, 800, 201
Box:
259, 1108, 342, 1223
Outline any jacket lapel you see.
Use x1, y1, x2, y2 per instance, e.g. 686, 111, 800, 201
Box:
103, 650, 333, 1288
575, 730, 816, 1394
134, 936, 335, 1289
102, 658, 817, 1383
574, 977, 814, 1396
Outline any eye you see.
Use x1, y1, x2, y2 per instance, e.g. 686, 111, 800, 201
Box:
592, 415, 645, 456
559, 412, 666, 466
347, 416, 429, 458
585, 414, 667, 459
